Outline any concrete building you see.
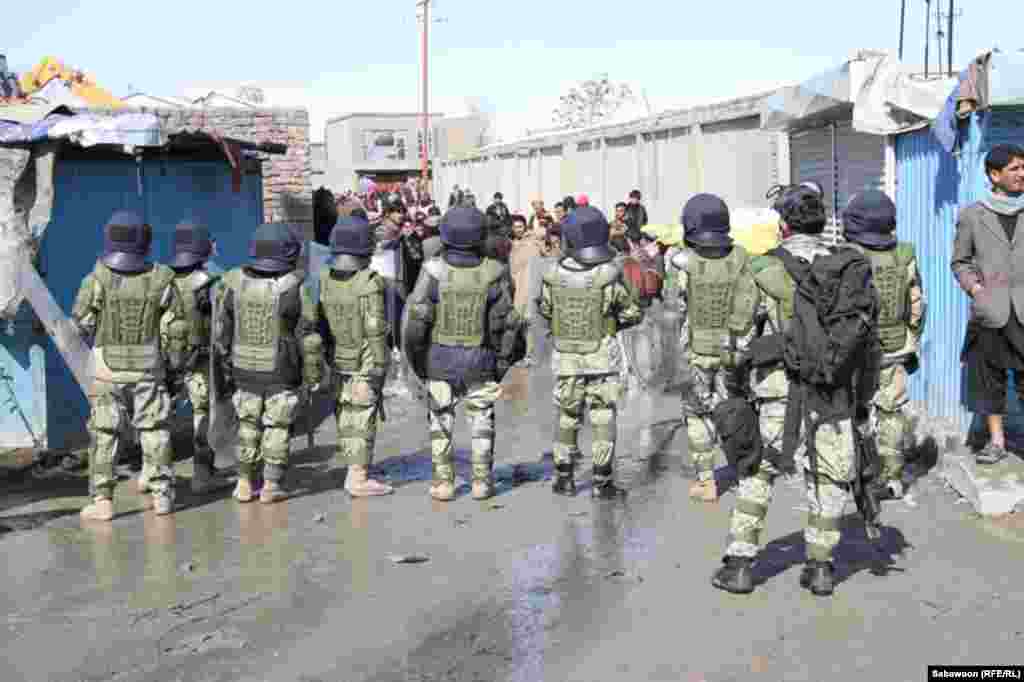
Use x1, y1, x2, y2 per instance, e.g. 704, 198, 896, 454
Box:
310, 142, 326, 187
323, 112, 492, 192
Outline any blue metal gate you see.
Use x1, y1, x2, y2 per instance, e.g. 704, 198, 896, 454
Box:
40, 157, 264, 451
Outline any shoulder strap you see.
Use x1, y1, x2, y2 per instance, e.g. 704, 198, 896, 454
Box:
769, 247, 811, 285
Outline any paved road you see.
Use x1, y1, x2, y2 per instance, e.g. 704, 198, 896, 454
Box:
2, 311, 1022, 682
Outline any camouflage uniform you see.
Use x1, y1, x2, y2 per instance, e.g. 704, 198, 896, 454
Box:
669, 245, 759, 486
403, 207, 524, 501
174, 268, 218, 473
538, 253, 644, 494
318, 267, 390, 470
725, 233, 856, 565
73, 257, 187, 511
847, 242, 926, 491
215, 224, 323, 502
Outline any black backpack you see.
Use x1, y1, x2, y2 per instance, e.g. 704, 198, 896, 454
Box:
769, 246, 880, 390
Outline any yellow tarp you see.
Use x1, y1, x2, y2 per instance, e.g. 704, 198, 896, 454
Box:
646, 208, 781, 256
18, 56, 123, 109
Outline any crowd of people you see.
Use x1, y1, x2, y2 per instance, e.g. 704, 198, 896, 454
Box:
65, 144, 1024, 601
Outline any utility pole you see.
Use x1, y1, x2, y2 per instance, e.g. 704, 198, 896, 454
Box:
947, 0, 954, 76
924, 0, 931, 78
898, 0, 907, 61
418, 0, 430, 179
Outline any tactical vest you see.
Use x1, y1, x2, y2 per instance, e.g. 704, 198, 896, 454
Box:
175, 270, 214, 353
685, 246, 757, 357
430, 258, 504, 347
548, 262, 619, 355
224, 269, 303, 374
867, 243, 913, 353
320, 268, 380, 371
94, 264, 175, 372
752, 255, 795, 332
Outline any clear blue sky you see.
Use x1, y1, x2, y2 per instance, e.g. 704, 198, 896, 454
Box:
8, 0, 1020, 140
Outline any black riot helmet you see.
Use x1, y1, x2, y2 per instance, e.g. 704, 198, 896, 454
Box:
842, 189, 897, 249
682, 193, 733, 248
102, 210, 152, 273
329, 214, 374, 271
248, 223, 302, 274
440, 207, 486, 251
566, 206, 614, 266
171, 220, 213, 269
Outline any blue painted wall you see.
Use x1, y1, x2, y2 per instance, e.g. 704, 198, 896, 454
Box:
0, 302, 47, 450
40, 157, 264, 451
895, 108, 1024, 434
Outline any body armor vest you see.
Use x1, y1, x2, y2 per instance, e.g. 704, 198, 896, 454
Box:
320, 268, 378, 371
548, 262, 618, 355
225, 269, 302, 374
430, 258, 504, 348
867, 243, 913, 353
95, 264, 175, 372
176, 270, 213, 353
752, 255, 795, 332
685, 246, 756, 357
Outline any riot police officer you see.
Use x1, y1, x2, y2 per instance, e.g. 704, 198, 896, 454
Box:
168, 220, 234, 494
402, 207, 524, 501
538, 206, 644, 498
73, 211, 188, 520
317, 215, 394, 497
669, 194, 759, 502
843, 190, 926, 500
215, 224, 323, 504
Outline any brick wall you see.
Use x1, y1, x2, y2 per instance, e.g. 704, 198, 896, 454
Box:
77, 106, 313, 229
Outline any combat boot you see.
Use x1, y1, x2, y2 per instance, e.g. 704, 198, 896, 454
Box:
800, 561, 835, 596
345, 465, 394, 497
192, 464, 235, 494
591, 465, 626, 500
233, 478, 254, 503
711, 556, 755, 594
430, 479, 456, 501
471, 478, 495, 500
153, 487, 175, 516
80, 497, 115, 522
552, 462, 576, 497
689, 478, 719, 503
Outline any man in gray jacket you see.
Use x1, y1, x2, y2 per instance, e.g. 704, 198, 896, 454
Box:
952, 144, 1024, 465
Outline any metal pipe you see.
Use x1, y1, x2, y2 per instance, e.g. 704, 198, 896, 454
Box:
899, 0, 907, 61
948, 0, 955, 77
420, 0, 430, 178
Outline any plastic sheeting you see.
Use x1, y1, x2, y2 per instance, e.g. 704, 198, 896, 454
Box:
47, 113, 161, 148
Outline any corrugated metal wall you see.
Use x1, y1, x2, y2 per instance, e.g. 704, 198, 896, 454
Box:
41, 157, 264, 451
895, 108, 1024, 431
895, 125, 968, 430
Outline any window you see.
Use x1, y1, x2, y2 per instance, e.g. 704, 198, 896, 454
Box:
362, 129, 409, 162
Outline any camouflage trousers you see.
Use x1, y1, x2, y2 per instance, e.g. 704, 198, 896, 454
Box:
89, 380, 173, 498
232, 385, 301, 481
553, 375, 620, 480
335, 375, 383, 468
427, 380, 501, 484
726, 400, 855, 564
871, 363, 911, 484
184, 365, 214, 470
683, 353, 736, 481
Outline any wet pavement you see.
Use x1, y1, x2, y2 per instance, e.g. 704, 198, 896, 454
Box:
2, 305, 1024, 682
